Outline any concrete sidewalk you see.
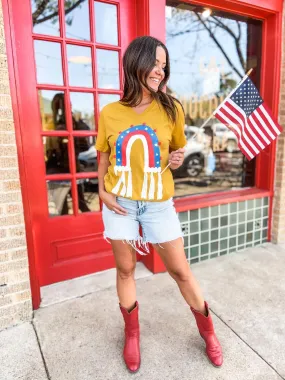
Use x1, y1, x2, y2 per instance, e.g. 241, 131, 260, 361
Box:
1, 243, 285, 380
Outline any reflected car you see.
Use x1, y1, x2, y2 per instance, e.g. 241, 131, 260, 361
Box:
174, 126, 205, 178
78, 145, 98, 184
212, 123, 239, 153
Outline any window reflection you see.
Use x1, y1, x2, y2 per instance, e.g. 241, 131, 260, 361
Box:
38, 90, 65, 131
47, 179, 94, 216
70, 92, 95, 130
96, 49, 119, 89
74, 137, 97, 173
44, 136, 70, 174
94, 2, 118, 45
99, 94, 120, 111
34, 40, 63, 85
77, 178, 99, 213
41, 93, 69, 175
47, 180, 73, 217
65, 0, 90, 40
67, 44, 93, 87
31, 0, 60, 36
166, 2, 262, 197
39, 91, 94, 131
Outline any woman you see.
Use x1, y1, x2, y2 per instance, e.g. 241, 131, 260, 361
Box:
96, 36, 223, 373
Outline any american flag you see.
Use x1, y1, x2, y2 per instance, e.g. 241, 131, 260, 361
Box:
214, 76, 282, 160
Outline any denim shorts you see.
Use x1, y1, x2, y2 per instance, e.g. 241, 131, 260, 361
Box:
102, 197, 183, 255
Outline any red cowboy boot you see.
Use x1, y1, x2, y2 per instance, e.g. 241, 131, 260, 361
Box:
119, 301, 141, 373
190, 301, 223, 367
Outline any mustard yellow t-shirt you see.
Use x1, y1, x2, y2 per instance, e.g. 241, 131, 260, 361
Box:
96, 99, 187, 201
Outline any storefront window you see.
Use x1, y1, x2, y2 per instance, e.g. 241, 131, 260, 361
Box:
166, 2, 262, 198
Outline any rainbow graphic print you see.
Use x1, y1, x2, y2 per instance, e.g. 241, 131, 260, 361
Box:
112, 124, 163, 200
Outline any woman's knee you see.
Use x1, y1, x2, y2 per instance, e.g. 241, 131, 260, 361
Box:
168, 267, 191, 283
116, 264, 136, 280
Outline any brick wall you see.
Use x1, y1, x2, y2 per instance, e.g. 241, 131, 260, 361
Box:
0, 2, 32, 330
272, 5, 285, 244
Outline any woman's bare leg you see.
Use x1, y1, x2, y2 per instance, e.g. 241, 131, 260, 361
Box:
153, 238, 205, 313
111, 240, 137, 310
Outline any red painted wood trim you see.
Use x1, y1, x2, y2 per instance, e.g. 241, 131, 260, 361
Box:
46, 172, 98, 181
2, 0, 41, 309
135, 0, 150, 36
41, 131, 97, 137
174, 188, 271, 213
183, 0, 282, 17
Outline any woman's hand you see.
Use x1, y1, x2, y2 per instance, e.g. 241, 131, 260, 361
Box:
169, 148, 185, 170
99, 190, 128, 215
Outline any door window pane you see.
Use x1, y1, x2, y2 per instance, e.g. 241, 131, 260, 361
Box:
65, 0, 90, 40
47, 180, 73, 216
43, 136, 70, 174
67, 45, 93, 87
94, 2, 118, 45
31, 0, 60, 36
38, 90, 66, 131
77, 179, 99, 213
34, 40, 63, 85
96, 49, 119, 89
166, 2, 262, 198
70, 92, 95, 130
99, 94, 120, 111
74, 136, 97, 173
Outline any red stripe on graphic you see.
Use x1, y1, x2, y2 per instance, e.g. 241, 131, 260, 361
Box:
120, 130, 155, 167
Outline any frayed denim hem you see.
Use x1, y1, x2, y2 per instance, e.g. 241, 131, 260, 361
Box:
104, 233, 184, 255
154, 235, 184, 250
104, 233, 150, 256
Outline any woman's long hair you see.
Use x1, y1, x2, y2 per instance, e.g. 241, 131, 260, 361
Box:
120, 36, 181, 123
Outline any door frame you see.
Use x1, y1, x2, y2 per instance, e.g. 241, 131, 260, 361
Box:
2, 0, 137, 308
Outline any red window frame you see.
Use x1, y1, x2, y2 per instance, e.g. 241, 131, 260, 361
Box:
137, 0, 283, 273
34, 0, 124, 215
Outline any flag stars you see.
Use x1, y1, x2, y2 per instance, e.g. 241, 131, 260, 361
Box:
231, 77, 263, 117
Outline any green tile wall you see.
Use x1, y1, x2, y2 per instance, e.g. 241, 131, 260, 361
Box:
178, 197, 269, 265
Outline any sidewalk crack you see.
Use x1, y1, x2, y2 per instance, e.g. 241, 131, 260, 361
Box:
32, 320, 52, 380
210, 308, 285, 380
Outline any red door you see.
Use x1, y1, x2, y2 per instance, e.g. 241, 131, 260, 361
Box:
9, 0, 136, 286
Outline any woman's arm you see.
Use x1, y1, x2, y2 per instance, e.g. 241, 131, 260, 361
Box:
98, 152, 127, 215
98, 152, 110, 196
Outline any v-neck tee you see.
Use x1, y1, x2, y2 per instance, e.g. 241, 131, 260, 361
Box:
95, 99, 187, 201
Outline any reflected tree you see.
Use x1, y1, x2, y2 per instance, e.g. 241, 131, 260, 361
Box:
167, 8, 246, 79
32, 0, 85, 26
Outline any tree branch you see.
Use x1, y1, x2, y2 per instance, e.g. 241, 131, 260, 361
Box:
211, 16, 237, 39
236, 20, 241, 40
32, 0, 50, 22
211, 16, 246, 70
195, 13, 243, 78
167, 27, 207, 38
34, 0, 85, 25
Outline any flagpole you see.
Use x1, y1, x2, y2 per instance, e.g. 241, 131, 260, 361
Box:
161, 68, 253, 175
